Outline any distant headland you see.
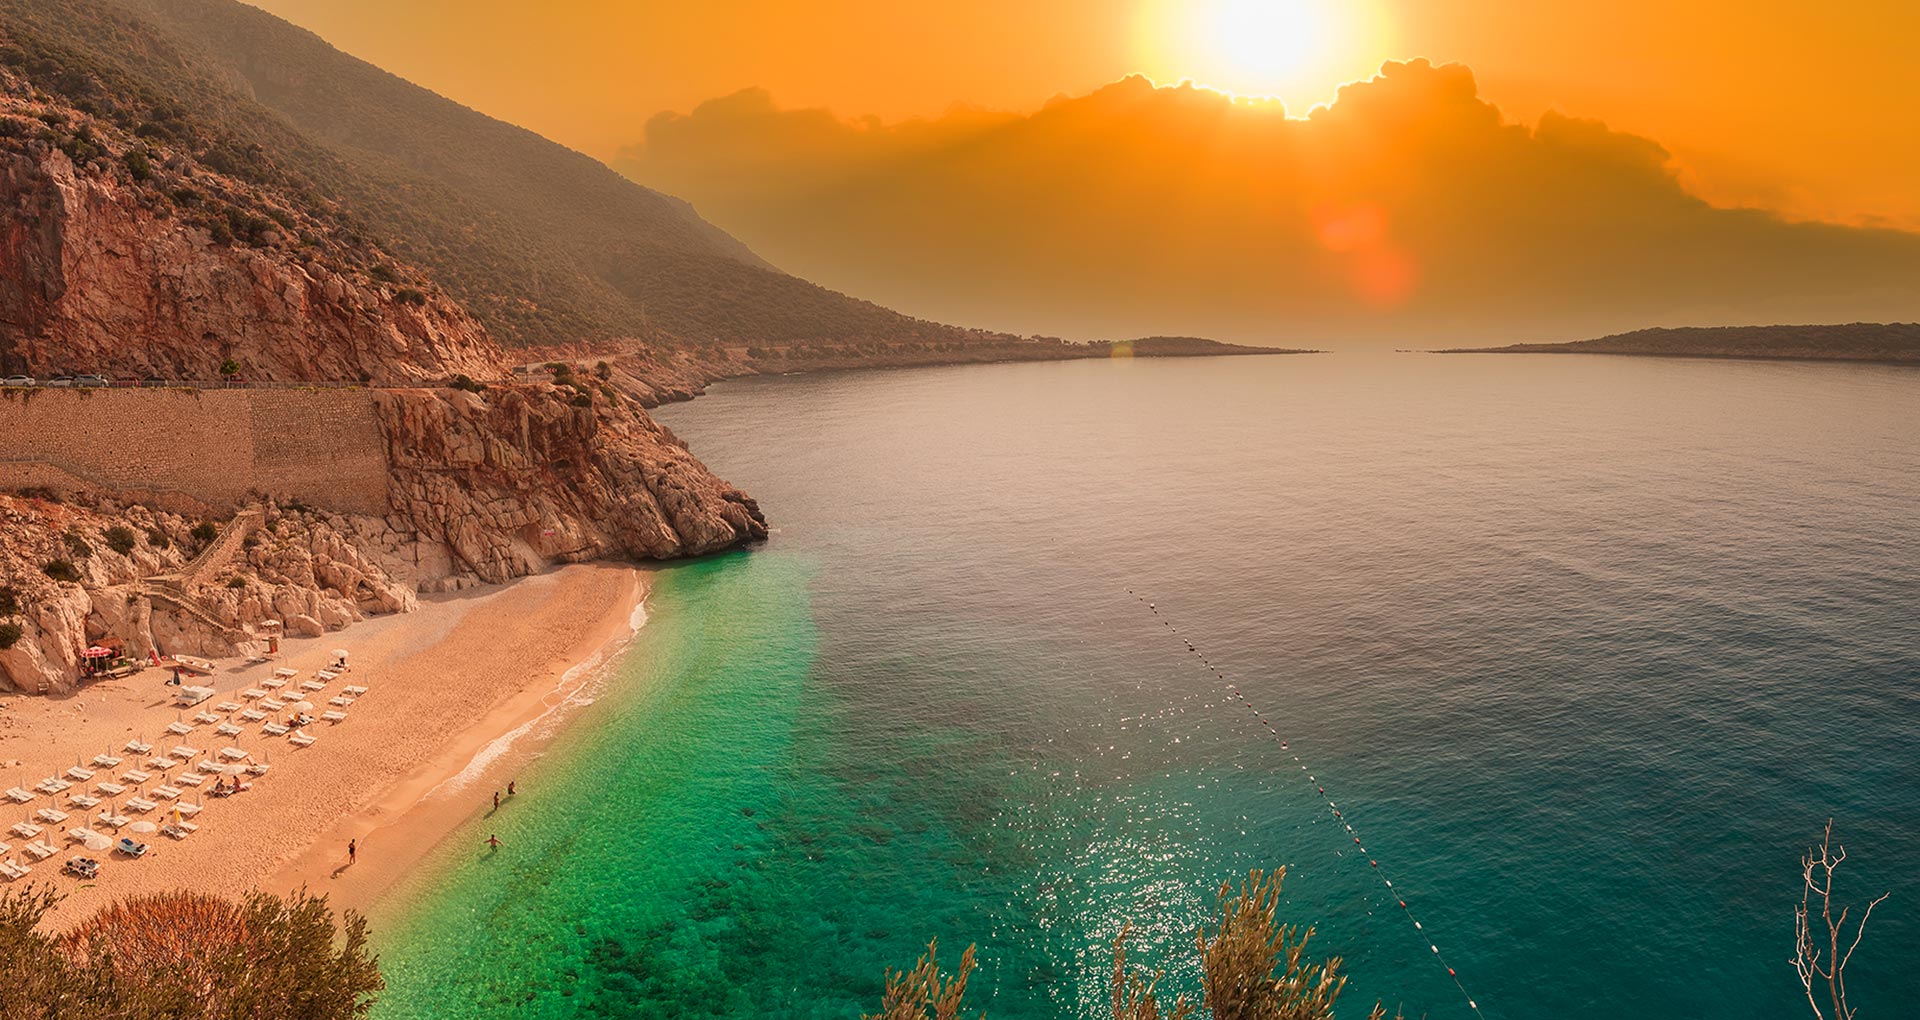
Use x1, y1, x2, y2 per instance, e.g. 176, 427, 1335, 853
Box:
1434, 323, 1920, 365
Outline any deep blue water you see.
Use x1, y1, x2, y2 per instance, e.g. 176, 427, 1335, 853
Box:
377, 352, 1919, 1019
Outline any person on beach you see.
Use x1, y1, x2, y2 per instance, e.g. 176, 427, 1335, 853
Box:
507, 780, 516, 796
486, 834, 502, 850
348, 839, 356, 864
492, 790, 500, 810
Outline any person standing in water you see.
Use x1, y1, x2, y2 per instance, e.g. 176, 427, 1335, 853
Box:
485, 834, 502, 850
507, 780, 516, 796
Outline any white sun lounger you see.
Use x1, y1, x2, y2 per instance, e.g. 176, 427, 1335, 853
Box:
242, 688, 269, 700
215, 701, 242, 713
35, 778, 70, 795
315, 669, 340, 682
125, 797, 158, 813
161, 822, 196, 839
94, 781, 126, 797
24, 840, 57, 860
121, 770, 152, 785
4, 788, 33, 804
174, 773, 204, 788
215, 722, 243, 737
219, 747, 249, 761
91, 754, 123, 768
0, 842, 8, 858
9, 822, 41, 839
0, 859, 27, 881
165, 721, 195, 736
66, 827, 102, 843
247, 763, 271, 776
260, 698, 286, 711
64, 766, 95, 782
192, 711, 221, 725
328, 695, 354, 707
261, 678, 287, 690
34, 808, 68, 824
289, 731, 316, 747
240, 708, 267, 722
152, 786, 182, 800
174, 802, 202, 818
262, 722, 289, 736
273, 667, 298, 679
343, 685, 369, 696
123, 739, 152, 754
96, 814, 130, 830
197, 760, 225, 774
170, 745, 201, 760
300, 679, 327, 692
68, 794, 100, 809
321, 710, 347, 723
145, 757, 176, 771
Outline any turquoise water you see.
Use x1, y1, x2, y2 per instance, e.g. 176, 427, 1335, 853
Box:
376, 353, 1919, 1019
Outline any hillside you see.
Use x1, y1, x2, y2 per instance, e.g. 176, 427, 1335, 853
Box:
1436, 323, 1920, 364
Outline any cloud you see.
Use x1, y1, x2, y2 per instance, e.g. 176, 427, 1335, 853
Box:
620, 60, 1920, 344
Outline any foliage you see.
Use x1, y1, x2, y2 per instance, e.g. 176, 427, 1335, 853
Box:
449, 373, 488, 393
104, 524, 138, 555
42, 559, 80, 582
145, 526, 171, 549
63, 527, 92, 558
0, 886, 383, 1020
865, 940, 979, 1020
875, 869, 1398, 1020
226, 575, 248, 589
123, 147, 152, 181
190, 521, 218, 545
0, 584, 17, 616
0, 621, 21, 650
218, 358, 241, 378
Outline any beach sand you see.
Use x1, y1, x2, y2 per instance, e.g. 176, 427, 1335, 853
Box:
0, 562, 647, 929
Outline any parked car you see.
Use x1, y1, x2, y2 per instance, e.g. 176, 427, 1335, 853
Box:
74, 374, 109, 387
0, 375, 33, 387
44, 376, 75, 387
141, 377, 169, 388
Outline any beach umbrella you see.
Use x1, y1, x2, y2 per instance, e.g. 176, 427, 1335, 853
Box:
128, 821, 157, 834
83, 833, 110, 851
290, 701, 313, 713
331, 649, 349, 660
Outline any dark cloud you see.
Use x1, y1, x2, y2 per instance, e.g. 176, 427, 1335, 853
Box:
621, 60, 1920, 345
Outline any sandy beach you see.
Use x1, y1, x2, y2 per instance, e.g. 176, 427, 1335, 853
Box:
0, 562, 647, 929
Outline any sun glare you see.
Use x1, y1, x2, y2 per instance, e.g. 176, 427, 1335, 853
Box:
1136, 0, 1390, 109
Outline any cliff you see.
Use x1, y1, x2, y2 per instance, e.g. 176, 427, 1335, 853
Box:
1434, 323, 1920, 364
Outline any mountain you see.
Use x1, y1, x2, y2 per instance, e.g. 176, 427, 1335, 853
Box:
1435, 323, 1920, 364
623, 66, 1920, 346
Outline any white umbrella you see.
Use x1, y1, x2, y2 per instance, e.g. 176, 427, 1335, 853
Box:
290, 701, 314, 713
330, 649, 349, 661
83, 833, 111, 851
223, 764, 248, 776
128, 821, 157, 834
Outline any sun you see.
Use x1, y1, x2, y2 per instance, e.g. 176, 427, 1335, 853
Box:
1135, 0, 1391, 108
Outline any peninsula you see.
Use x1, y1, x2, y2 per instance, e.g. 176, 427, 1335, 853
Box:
1435, 323, 1920, 365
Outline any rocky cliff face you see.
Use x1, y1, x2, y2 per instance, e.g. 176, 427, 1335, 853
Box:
0, 139, 505, 384
373, 386, 766, 586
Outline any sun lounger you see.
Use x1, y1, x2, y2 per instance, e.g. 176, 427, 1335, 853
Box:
91, 754, 123, 768
152, 786, 182, 800
321, 710, 347, 723
35, 778, 70, 795
96, 813, 130, 830
192, 710, 222, 725
34, 808, 68, 824
219, 747, 249, 761
125, 797, 158, 813
145, 756, 176, 771
215, 701, 242, 713
123, 738, 152, 754
0, 842, 8, 856
9, 822, 41, 839
329, 695, 354, 707
0, 859, 28, 881
165, 721, 195, 736
94, 782, 126, 797
246, 763, 271, 776
197, 760, 225, 774
66, 827, 102, 844
68, 794, 100, 809
4, 788, 32, 804
115, 838, 149, 857
240, 708, 267, 722
121, 769, 151, 785
273, 667, 298, 679
64, 766, 95, 782
243, 688, 270, 700
315, 669, 340, 682
260, 697, 286, 711
215, 722, 243, 737
289, 731, 316, 747
175, 773, 204, 788
262, 722, 289, 736
174, 802, 202, 818
300, 679, 328, 692
161, 821, 197, 839
64, 856, 100, 879
170, 745, 201, 760
261, 677, 287, 690
24, 840, 57, 860
343, 685, 368, 696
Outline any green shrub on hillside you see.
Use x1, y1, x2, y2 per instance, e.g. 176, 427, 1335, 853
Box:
42, 560, 80, 582
190, 521, 219, 545
63, 529, 92, 558
0, 622, 21, 650
145, 527, 171, 549
0, 585, 17, 616
104, 525, 138, 555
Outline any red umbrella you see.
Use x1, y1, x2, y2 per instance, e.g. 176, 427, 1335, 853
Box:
82, 646, 114, 658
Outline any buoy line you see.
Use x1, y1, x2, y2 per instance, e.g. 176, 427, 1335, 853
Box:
1127, 589, 1488, 1020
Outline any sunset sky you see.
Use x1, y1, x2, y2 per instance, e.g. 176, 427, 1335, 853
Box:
253, 0, 1919, 230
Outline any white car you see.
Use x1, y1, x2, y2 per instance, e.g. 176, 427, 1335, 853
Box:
0, 376, 33, 387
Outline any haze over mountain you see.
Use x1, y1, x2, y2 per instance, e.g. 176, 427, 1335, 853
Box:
622, 62, 1920, 347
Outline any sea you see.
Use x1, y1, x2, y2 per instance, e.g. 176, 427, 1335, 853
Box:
368, 352, 1919, 1019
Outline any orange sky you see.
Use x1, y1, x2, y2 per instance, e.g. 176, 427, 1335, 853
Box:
251, 0, 1919, 230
